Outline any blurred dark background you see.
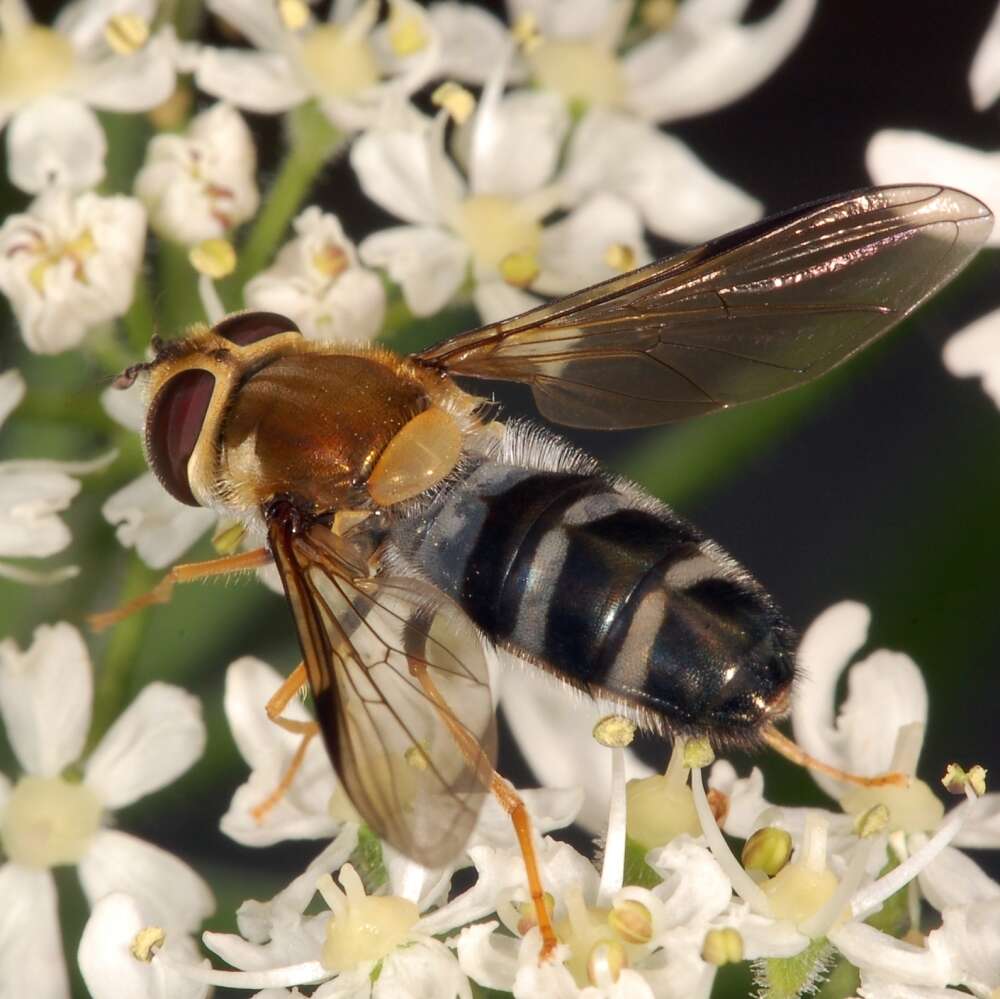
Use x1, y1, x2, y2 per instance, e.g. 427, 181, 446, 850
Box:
1, 1, 999, 994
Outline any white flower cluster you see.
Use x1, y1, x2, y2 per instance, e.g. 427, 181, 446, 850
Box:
33, 602, 990, 999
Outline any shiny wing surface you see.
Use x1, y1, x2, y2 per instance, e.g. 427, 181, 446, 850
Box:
416, 186, 992, 428
268, 512, 497, 867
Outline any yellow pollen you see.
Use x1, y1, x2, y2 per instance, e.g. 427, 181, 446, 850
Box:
300, 23, 379, 99
683, 737, 715, 769
404, 744, 430, 771
26, 228, 97, 292
278, 0, 310, 32
604, 243, 636, 271
512, 12, 542, 53
528, 40, 627, 109
431, 81, 475, 124
593, 714, 636, 748
702, 927, 743, 966
0, 775, 102, 869
104, 13, 149, 55
130, 926, 166, 962
499, 251, 539, 288
189, 238, 236, 278
0, 25, 75, 103
313, 244, 350, 279
388, 7, 428, 56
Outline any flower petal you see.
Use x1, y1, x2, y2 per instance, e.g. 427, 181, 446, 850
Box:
0, 369, 25, 428
623, 0, 815, 122
866, 131, 1000, 243
84, 682, 205, 808
77, 30, 177, 111
708, 761, 771, 838
101, 381, 145, 432
374, 937, 469, 999
428, 3, 516, 83
0, 463, 81, 558
829, 922, 950, 988
79, 892, 210, 999
7, 98, 106, 194
0, 622, 92, 776
791, 600, 870, 798
102, 472, 216, 568
562, 110, 760, 242
455, 921, 519, 993
535, 192, 649, 296
79, 829, 214, 932
953, 792, 1000, 849
0, 864, 68, 999
463, 89, 568, 198
943, 305, 1000, 410
194, 49, 308, 113
351, 123, 463, 226
917, 843, 1000, 912
838, 648, 927, 776
359, 225, 468, 316
971, 1, 1000, 111
928, 899, 1000, 993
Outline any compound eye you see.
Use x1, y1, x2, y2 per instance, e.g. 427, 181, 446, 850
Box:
146, 369, 216, 506
213, 311, 300, 347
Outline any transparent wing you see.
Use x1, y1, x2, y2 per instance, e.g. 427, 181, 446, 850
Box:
268, 510, 497, 867
415, 185, 992, 428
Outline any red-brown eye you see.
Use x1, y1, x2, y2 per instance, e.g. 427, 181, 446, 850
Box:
213, 312, 300, 346
146, 369, 216, 506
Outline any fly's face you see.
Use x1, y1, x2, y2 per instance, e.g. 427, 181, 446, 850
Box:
138, 312, 307, 512
137, 311, 475, 524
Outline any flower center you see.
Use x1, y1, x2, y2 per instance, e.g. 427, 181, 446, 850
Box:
839, 779, 945, 835
0, 775, 102, 868
22, 227, 98, 293
0, 25, 74, 105
760, 861, 838, 925
299, 24, 379, 99
527, 40, 626, 110
320, 865, 420, 972
555, 886, 617, 988
454, 195, 542, 277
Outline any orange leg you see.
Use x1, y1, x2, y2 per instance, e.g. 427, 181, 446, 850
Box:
88, 548, 272, 632
250, 663, 320, 822
408, 659, 558, 962
761, 724, 908, 788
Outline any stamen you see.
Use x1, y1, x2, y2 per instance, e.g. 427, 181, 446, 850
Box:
387, 1, 427, 55
604, 243, 636, 271
597, 745, 627, 905
800, 836, 876, 939
431, 81, 475, 125
156, 951, 328, 989
190, 238, 236, 280
690, 766, 771, 914
512, 13, 541, 52
197, 275, 226, 326
104, 13, 149, 54
130, 926, 165, 962
278, 0, 309, 31
702, 927, 743, 965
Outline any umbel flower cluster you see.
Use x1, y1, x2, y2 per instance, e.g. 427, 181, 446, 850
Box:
0, 2, 998, 998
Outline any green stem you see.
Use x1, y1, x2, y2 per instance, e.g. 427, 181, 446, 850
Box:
230, 104, 344, 303
124, 274, 156, 356
159, 239, 200, 331
87, 558, 157, 752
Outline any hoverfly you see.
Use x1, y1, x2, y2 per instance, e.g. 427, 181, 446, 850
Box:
94, 185, 992, 957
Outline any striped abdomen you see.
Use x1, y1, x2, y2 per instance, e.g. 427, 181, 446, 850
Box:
392, 458, 796, 740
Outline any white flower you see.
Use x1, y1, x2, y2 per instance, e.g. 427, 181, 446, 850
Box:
429, 0, 815, 124
352, 75, 651, 323
791, 601, 1000, 913
971, 1, 1000, 111
0, 368, 113, 584
244, 208, 386, 342
832, 898, 1000, 997
78, 893, 211, 999
0, 0, 177, 193
135, 102, 259, 245
942, 306, 1000, 411
192, 0, 438, 131
0, 188, 146, 354
0, 623, 213, 999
